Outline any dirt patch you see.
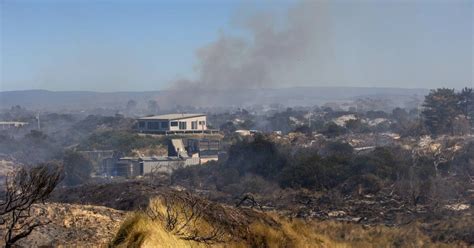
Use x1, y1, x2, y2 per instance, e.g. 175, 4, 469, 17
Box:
6, 203, 126, 247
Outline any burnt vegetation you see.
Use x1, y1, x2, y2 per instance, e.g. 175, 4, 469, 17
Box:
169, 87, 474, 245
0, 163, 63, 247
0, 87, 472, 246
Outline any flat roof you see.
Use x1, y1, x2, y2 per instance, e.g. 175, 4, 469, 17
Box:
140, 156, 182, 161
0, 121, 28, 124
138, 113, 206, 120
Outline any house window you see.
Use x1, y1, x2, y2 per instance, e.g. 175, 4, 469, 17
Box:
179, 121, 187, 130
199, 121, 206, 126
138, 121, 145, 128
161, 121, 169, 129
170, 121, 178, 127
147, 122, 160, 130
191, 121, 198, 129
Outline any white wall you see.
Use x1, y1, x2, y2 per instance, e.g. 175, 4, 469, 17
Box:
138, 115, 207, 132
169, 116, 207, 131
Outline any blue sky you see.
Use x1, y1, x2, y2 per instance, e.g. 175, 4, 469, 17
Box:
0, 0, 472, 91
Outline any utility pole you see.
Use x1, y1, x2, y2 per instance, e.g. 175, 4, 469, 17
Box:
307, 112, 312, 128
36, 113, 41, 130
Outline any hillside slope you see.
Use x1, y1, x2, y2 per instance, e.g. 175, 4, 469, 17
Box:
7, 203, 126, 247
0, 87, 428, 110
110, 190, 464, 248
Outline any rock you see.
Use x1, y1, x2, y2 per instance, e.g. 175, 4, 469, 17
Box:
445, 203, 470, 211
328, 210, 346, 217
351, 217, 363, 222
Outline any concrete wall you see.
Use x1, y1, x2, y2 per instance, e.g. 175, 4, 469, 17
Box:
114, 160, 142, 178
142, 160, 184, 174
168, 116, 207, 131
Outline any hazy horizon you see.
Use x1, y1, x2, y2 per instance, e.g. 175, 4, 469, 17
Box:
0, 85, 436, 94
1, 0, 472, 92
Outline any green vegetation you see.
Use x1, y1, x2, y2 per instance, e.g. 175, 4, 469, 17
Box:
78, 130, 166, 154
62, 151, 94, 186
422, 88, 473, 135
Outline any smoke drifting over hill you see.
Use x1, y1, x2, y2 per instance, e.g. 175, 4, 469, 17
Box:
2, 0, 470, 92
169, 0, 472, 92
171, 1, 330, 90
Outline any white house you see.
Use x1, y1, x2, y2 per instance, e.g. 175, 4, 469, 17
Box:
137, 113, 212, 134
0, 121, 28, 129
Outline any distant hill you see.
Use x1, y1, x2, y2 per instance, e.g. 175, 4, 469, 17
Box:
0, 87, 429, 111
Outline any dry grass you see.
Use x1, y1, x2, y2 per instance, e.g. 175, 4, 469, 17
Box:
110, 193, 468, 248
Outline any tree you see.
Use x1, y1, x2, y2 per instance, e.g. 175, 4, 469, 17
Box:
351, 147, 401, 180
219, 121, 237, 135
147, 100, 160, 115
63, 151, 94, 186
126, 100, 138, 113
345, 119, 369, 133
0, 162, 63, 247
392, 107, 409, 123
458, 87, 473, 126
322, 141, 354, 158
320, 122, 347, 138
422, 88, 460, 135
293, 125, 312, 135
267, 108, 296, 133
279, 155, 320, 189
225, 135, 286, 180
452, 115, 470, 135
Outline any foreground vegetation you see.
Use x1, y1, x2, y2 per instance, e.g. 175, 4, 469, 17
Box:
0, 87, 472, 246
173, 134, 473, 207
110, 191, 465, 248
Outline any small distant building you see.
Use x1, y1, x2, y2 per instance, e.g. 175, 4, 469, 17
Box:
234, 129, 260, 136
235, 129, 251, 136
137, 113, 217, 134
0, 121, 28, 129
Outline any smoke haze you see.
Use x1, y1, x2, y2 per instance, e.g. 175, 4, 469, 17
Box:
170, 1, 330, 90
169, 0, 472, 91
1, 0, 471, 92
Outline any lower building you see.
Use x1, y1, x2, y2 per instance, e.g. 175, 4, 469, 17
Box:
105, 138, 223, 178
0, 121, 28, 129
113, 157, 143, 178
141, 156, 185, 174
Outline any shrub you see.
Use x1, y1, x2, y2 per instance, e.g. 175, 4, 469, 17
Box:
225, 135, 286, 180
63, 151, 94, 186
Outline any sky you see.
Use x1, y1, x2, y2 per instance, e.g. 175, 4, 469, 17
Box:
0, 0, 472, 92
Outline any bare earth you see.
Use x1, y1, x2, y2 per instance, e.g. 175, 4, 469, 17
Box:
10, 203, 126, 247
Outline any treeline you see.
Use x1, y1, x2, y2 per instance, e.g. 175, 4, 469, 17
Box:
216, 87, 473, 138
422, 87, 473, 136
0, 130, 62, 164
